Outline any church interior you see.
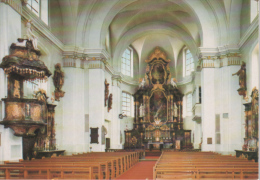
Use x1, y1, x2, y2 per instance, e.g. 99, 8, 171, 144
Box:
0, 0, 259, 179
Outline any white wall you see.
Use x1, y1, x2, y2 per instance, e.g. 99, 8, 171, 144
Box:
0, 3, 23, 161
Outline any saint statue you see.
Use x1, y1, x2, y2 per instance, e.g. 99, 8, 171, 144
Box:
53, 63, 64, 92
139, 78, 146, 89
232, 61, 246, 90
173, 102, 178, 117
139, 103, 144, 117
25, 20, 38, 50
171, 78, 178, 88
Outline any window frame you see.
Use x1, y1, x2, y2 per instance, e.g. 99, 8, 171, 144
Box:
122, 92, 133, 117
250, 0, 259, 23
26, 0, 49, 25
121, 47, 133, 77
183, 48, 194, 77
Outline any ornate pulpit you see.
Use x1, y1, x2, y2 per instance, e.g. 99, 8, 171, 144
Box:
124, 47, 192, 150
0, 30, 61, 159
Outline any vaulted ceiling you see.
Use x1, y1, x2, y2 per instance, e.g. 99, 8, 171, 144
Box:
49, 0, 244, 74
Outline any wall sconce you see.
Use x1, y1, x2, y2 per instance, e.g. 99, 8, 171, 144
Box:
119, 113, 127, 119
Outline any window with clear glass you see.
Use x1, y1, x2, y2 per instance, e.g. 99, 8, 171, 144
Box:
186, 93, 192, 116
251, 0, 259, 23
121, 48, 132, 76
24, 80, 47, 98
122, 92, 132, 116
26, 0, 48, 25
185, 49, 194, 76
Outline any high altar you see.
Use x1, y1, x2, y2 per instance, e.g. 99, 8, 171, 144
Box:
124, 47, 192, 150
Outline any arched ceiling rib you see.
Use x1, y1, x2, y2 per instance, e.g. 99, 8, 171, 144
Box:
52, 0, 243, 76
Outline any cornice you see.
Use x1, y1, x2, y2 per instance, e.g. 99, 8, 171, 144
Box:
177, 74, 193, 86
199, 45, 240, 57
1, 0, 22, 14
239, 15, 259, 49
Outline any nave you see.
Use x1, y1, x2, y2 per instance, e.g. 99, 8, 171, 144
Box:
0, 150, 257, 179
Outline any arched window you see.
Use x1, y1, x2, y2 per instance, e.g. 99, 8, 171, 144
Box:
122, 92, 133, 116
26, 0, 48, 25
121, 48, 132, 77
184, 49, 194, 76
250, 0, 259, 23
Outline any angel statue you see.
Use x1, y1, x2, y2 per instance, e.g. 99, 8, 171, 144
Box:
25, 20, 38, 50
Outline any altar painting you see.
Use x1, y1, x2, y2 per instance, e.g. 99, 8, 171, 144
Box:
150, 90, 167, 123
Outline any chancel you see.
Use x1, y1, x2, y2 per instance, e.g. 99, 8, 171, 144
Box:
0, 0, 258, 179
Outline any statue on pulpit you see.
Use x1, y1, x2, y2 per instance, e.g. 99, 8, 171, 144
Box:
25, 20, 38, 50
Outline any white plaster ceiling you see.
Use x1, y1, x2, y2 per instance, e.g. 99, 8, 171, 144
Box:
52, 0, 243, 74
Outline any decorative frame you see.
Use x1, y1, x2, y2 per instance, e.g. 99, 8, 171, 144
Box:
149, 90, 168, 123
90, 127, 99, 144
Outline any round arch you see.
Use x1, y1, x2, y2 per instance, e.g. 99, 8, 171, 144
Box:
112, 22, 198, 72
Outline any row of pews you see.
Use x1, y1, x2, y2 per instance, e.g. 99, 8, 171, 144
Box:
153, 151, 258, 180
0, 150, 144, 179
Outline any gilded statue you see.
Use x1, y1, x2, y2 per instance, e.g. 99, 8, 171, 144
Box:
13, 80, 20, 98
104, 79, 109, 106
232, 61, 246, 90
108, 94, 113, 112
53, 63, 65, 101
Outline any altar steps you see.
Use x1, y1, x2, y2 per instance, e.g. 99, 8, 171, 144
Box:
145, 150, 162, 156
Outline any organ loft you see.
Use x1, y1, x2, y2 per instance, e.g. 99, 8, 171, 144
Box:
124, 47, 192, 150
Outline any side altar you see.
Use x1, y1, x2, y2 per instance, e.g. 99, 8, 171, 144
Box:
124, 47, 192, 150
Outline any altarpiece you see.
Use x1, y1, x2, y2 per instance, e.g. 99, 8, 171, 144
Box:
124, 47, 192, 150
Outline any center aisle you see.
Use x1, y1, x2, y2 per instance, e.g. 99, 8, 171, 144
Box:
115, 161, 157, 180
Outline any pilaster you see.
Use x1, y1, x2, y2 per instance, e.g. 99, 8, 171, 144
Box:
88, 57, 106, 151
110, 75, 122, 149
199, 51, 243, 154
60, 54, 86, 154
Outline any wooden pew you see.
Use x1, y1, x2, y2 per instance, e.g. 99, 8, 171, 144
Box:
153, 151, 258, 180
